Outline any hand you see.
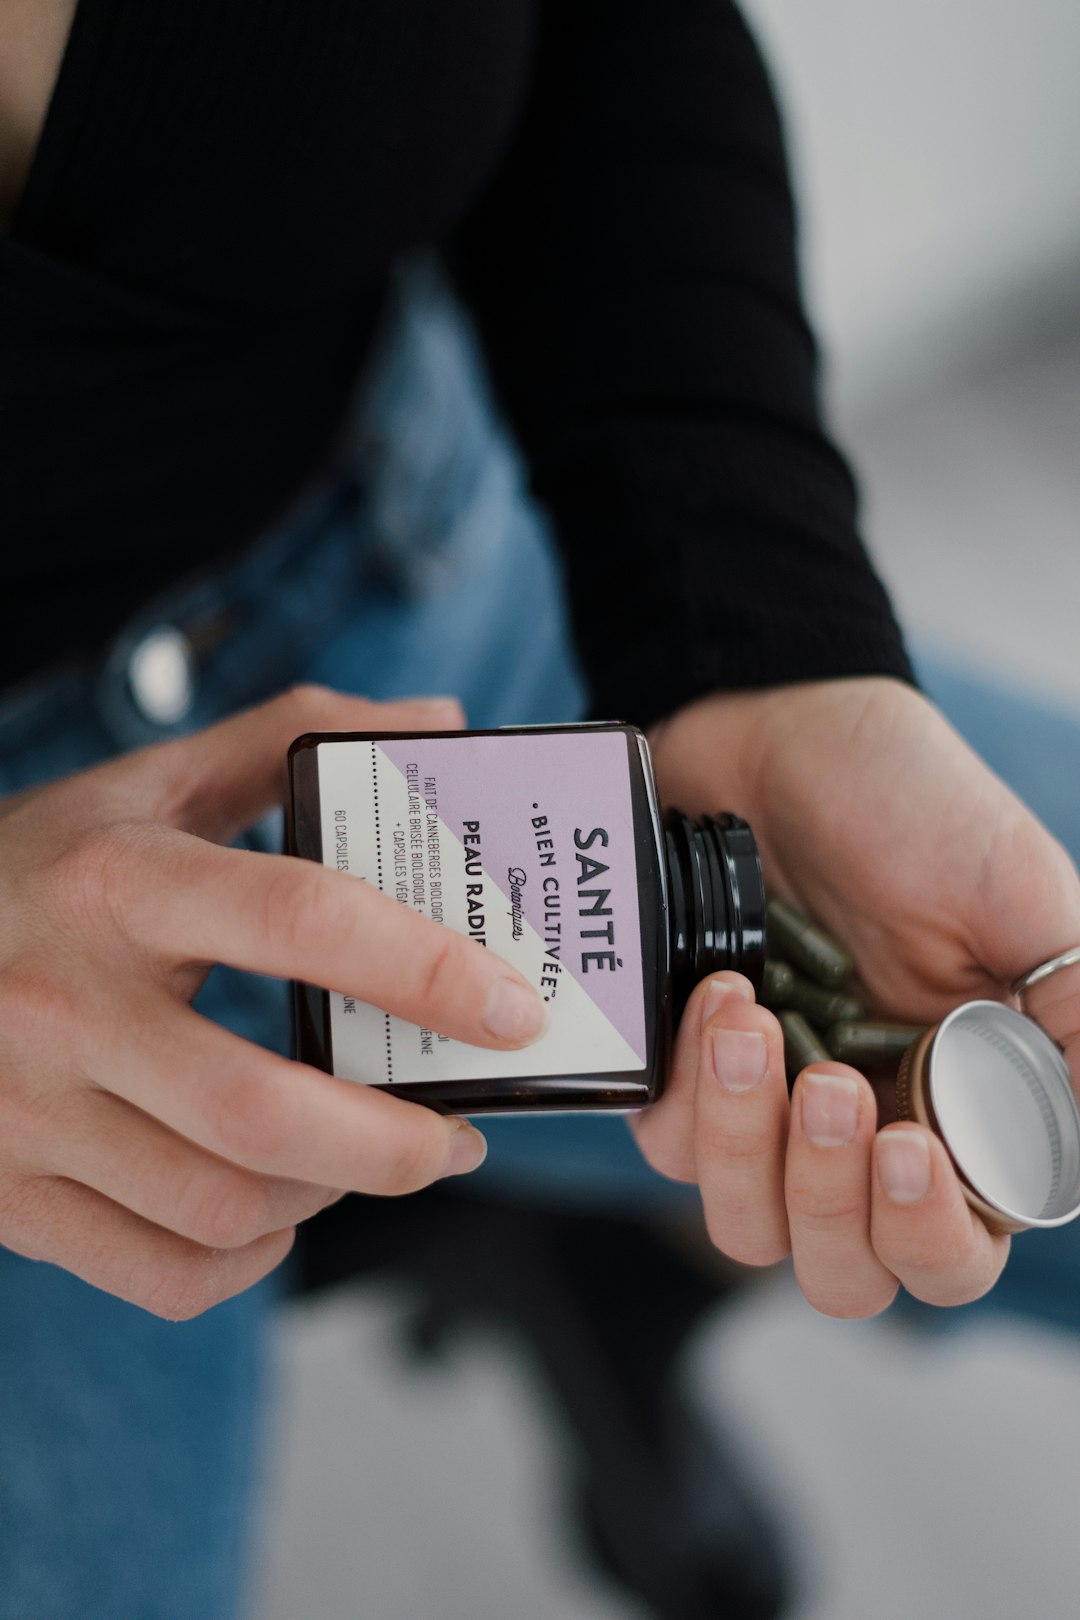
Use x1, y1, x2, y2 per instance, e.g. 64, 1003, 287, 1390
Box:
0, 687, 547, 1318
633, 676, 1080, 1316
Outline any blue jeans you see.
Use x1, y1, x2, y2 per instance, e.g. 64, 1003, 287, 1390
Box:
0, 263, 598, 1620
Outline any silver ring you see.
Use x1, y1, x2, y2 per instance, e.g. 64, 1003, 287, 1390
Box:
1012, 947, 1080, 998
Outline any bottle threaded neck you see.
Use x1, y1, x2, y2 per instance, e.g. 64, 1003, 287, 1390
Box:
663, 811, 767, 1022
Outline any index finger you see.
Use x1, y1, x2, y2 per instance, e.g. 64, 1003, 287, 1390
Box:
1018, 958, 1080, 1049
131, 832, 548, 1051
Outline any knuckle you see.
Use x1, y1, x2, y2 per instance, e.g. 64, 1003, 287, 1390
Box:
877, 1229, 967, 1282
211, 1069, 294, 1170
417, 931, 465, 1012
39, 823, 148, 936
0, 964, 69, 1055
698, 1116, 772, 1167
0, 1074, 53, 1168
257, 863, 311, 957
261, 862, 350, 964
787, 1173, 867, 1229
0, 1170, 51, 1255
178, 1167, 273, 1250
57, 824, 133, 898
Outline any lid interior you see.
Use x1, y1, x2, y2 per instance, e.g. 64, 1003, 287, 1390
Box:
929, 1001, 1080, 1226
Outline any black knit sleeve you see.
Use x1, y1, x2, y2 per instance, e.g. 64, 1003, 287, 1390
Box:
445, 0, 914, 725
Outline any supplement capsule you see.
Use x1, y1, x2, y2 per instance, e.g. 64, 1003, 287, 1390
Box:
780, 1010, 830, 1079
761, 959, 796, 1008
785, 972, 864, 1029
826, 1021, 925, 1069
766, 899, 854, 990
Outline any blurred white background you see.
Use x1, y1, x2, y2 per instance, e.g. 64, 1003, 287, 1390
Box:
749, 0, 1080, 409
748, 0, 1080, 706
251, 6, 1080, 1617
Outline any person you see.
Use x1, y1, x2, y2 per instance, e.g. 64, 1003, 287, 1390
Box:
2, 1, 1078, 1614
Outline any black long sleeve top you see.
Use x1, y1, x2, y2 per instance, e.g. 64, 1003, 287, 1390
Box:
1, 0, 913, 719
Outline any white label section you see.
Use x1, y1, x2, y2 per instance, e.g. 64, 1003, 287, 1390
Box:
317, 741, 645, 1084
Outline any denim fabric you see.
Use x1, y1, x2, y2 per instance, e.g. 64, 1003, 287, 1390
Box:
0, 262, 593, 1620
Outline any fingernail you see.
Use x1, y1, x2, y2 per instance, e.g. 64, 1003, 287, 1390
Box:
801, 1069, 859, 1147
877, 1130, 931, 1203
709, 1028, 767, 1092
699, 975, 754, 1032
444, 1122, 488, 1177
483, 978, 548, 1044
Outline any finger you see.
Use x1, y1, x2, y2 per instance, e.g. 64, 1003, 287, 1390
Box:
1020, 960, 1080, 1048
694, 995, 790, 1267
42, 1088, 343, 1250
130, 835, 547, 1050
0, 1171, 295, 1320
786, 1064, 898, 1318
113, 686, 466, 844
871, 1124, 1010, 1306
631, 973, 754, 1182
86, 998, 490, 1195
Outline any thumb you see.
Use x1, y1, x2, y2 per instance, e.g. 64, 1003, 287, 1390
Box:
133, 685, 465, 843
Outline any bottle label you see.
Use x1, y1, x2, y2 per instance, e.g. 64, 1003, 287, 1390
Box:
315, 730, 648, 1084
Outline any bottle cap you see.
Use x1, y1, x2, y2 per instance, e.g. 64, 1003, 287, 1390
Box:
664, 811, 766, 1019
896, 1000, 1080, 1233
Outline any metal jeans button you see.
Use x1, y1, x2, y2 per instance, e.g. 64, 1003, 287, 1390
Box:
127, 626, 196, 725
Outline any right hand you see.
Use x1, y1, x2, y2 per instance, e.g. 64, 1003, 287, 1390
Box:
0, 686, 547, 1319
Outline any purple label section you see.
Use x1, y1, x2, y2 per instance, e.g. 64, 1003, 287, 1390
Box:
378, 731, 646, 1065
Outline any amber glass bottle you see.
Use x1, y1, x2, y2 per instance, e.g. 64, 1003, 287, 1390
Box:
287, 722, 765, 1114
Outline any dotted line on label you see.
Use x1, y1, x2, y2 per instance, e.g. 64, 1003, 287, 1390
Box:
371, 743, 384, 892
371, 743, 393, 1084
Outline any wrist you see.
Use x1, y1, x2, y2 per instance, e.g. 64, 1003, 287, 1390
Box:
647, 690, 763, 817
648, 675, 916, 818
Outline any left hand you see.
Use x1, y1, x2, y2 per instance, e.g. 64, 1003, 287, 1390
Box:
631, 676, 1080, 1317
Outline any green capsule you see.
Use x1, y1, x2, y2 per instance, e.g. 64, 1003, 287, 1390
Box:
761, 959, 796, 1008
779, 1011, 830, 1080
766, 898, 854, 990
786, 972, 865, 1030
825, 1022, 926, 1069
